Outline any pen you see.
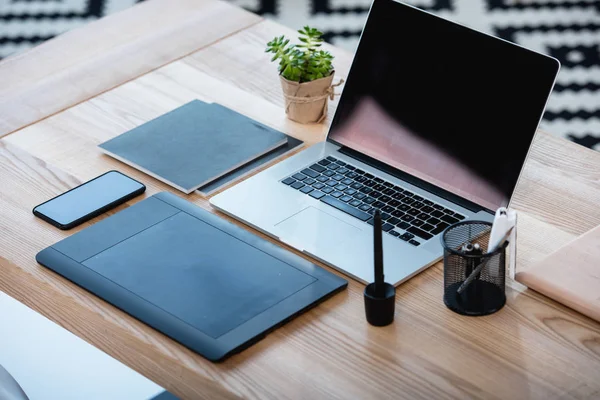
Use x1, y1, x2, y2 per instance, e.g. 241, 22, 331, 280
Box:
373, 209, 384, 296
457, 227, 514, 295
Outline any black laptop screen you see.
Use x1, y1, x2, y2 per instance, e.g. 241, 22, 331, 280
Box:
328, 0, 559, 210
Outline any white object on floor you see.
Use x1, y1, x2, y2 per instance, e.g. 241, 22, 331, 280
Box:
0, 291, 165, 400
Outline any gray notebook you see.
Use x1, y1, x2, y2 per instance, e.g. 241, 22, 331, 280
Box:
99, 100, 287, 193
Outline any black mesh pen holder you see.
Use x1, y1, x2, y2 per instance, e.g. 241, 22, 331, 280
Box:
441, 221, 508, 316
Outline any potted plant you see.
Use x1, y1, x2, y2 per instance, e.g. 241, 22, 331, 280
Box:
266, 26, 343, 124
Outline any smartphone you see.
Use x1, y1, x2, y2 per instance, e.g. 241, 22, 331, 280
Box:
33, 171, 146, 230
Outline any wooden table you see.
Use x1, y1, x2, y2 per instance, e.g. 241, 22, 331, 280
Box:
1, 1, 600, 398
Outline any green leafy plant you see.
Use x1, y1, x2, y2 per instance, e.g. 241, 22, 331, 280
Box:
266, 26, 334, 83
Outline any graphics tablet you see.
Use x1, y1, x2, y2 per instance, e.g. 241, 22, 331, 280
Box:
36, 192, 347, 361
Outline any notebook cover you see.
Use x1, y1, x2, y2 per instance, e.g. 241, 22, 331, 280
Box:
99, 100, 287, 194
196, 104, 304, 196
515, 225, 600, 322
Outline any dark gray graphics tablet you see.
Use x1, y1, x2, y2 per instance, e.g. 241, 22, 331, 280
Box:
36, 192, 347, 361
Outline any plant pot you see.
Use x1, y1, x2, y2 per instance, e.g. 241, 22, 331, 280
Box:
279, 73, 335, 124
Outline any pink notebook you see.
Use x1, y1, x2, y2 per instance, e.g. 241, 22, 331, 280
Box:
515, 225, 600, 322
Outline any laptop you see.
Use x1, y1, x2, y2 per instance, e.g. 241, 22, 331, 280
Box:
210, 0, 560, 285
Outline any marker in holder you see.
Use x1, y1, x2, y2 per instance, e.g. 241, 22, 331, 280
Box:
441, 221, 508, 316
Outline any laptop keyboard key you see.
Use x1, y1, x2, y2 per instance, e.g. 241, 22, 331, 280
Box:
379, 195, 392, 203
355, 176, 367, 183
345, 189, 357, 196
371, 191, 382, 198
421, 206, 434, 213
334, 184, 347, 191
431, 222, 449, 235
412, 201, 424, 209
346, 165, 356, 171
328, 164, 340, 171
455, 214, 465, 220
346, 172, 359, 179
302, 168, 319, 178
407, 226, 433, 240
407, 208, 420, 216
364, 197, 375, 204
408, 239, 421, 246
398, 204, 411, 212
423, 200, 434, 206
351, 183, 363, 190
401, 215, 415, 222
412, 219, 424, 227
321, 196, 371, 221
382, 223, 394, 232
323, 170, 335, 177
364, 173, 374, 179
333, 174, 345, 181
421, 223, 435, 232
382, 205, 395, 213
388, 217, 400, 225
373, 201, 385, 208
397, 221, 410, 230
316, 175, 329, 183
403, 198, 415, 205
322, 187, 334, 194
360, 187, 373, 194
337, 168, 349, 175
300, 186, 313, 194
349, 199, 362, 207
384, 188, 395, 195
431, 210, 444, 218
441, 215, 459, 225
326, 180, 338, 186
383, 182, 393, 187
433, 204, 444, 210
400, 233, 414, 241
292, 173, 307, 181
355, 168, 365, 174
310, 164, 326, 173
381, 213, 391, 220
326, 156, 337, 162
340, 195, 353, 203
331, 191, 344, 198
318, 159, 331, 166
389, 230, 400, 237
417, 212, 429, 220
291, 181, 305, 189
354, 193, 367, 200
312, 183, 325, 190
341, 178, 353, 185
413, 195, 423, 201
403, 191, 414, 197
304, 178, 316, 185
310, 191, 325, 199
335, 160, 346, 166
374, 184, 386, 191
282, 177, 295, 185
358, 204, 372, 212
427, 217, 441, 225
392, 210, 405, 218
364, 180, 376, 187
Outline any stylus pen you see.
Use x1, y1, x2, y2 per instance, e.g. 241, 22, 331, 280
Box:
374, 210, 384, 296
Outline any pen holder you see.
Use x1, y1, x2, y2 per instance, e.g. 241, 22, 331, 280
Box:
441, 221, 508, 316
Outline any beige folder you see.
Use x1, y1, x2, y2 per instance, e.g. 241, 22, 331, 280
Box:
515, 225, 600, 322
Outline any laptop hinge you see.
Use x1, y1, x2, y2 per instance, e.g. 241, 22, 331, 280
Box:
337, 146, 490, 214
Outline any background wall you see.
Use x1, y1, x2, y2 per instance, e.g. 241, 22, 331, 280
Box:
0, 0, 598, 150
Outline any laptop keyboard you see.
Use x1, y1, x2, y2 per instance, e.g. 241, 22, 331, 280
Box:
280, 156, 465, 247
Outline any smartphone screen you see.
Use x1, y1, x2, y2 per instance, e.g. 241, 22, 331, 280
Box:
33, 171, 145, 229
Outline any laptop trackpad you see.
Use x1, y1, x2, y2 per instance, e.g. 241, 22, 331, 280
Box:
275, 206, 362, 251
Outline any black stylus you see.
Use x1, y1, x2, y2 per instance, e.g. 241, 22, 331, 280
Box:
373, 209, 384, 296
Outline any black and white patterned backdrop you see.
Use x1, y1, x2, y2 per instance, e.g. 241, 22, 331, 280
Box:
1, 0, 599, 150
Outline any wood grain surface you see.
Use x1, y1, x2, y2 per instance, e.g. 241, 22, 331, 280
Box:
0, 0, 261, 138
1, 5, 600, 400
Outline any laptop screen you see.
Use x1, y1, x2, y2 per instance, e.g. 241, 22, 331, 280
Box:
328, 0, 559, 210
